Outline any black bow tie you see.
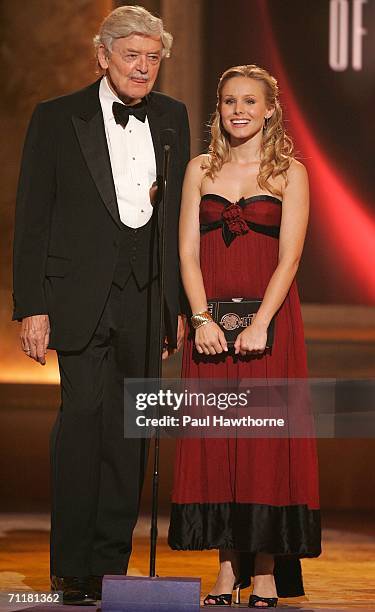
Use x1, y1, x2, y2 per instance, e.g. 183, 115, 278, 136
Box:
112, 101, 147, 128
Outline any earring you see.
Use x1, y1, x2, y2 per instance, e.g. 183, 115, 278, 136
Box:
263, 117, 269, 133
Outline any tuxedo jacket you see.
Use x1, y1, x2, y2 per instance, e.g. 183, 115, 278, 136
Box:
13, 79, 190, 351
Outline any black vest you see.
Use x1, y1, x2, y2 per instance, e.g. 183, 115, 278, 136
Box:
112, 213, 159, 289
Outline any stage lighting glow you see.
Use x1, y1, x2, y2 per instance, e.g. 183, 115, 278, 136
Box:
259, 0, 375, 303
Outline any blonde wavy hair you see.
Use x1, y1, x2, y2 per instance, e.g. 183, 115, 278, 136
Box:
203, 65, 294, 197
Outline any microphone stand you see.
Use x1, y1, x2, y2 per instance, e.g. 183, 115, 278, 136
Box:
100, 131, 200, 611
149, 141, 171, 578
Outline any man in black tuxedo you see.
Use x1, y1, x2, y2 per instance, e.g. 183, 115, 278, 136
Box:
13, 5, 190, 605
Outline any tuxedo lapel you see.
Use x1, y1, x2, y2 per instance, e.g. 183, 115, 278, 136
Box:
72, 85, 170, 230
72, 83, 121, 228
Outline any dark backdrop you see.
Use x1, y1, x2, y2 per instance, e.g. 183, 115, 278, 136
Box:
202, 0, 375, 305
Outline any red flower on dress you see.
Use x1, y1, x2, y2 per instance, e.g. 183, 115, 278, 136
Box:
222, 200, 249, 236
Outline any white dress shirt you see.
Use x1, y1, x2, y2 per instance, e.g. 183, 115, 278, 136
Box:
99, 76, 156, 228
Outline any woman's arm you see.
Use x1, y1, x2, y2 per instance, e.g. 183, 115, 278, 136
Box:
179, 157, 227, 354
234, 159, 309, 355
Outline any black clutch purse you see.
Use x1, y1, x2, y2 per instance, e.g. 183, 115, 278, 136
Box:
207, 298, 275, 348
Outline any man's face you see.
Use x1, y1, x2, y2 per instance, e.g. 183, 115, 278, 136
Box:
98, 34, 163, 104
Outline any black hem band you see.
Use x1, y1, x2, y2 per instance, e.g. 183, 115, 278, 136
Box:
168, 501, 321, 598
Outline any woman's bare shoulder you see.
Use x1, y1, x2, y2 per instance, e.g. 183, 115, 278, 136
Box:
287, 158, 308, 181
187, 154, 210, 172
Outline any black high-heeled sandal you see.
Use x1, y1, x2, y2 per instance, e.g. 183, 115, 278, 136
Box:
204, 552, 253, 606
203, 592, 232, 606
248, 593, 278, 607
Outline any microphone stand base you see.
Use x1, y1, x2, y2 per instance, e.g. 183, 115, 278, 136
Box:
101, 575, 201, 611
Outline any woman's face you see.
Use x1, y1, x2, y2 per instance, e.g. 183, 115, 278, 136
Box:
219, 76, 273, 141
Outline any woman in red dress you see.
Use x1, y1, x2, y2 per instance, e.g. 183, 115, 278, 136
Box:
168, 65, 321, 607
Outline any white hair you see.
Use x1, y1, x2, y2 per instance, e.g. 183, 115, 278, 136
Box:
93, 5, 173, 59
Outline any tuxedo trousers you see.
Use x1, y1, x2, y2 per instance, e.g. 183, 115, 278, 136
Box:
50, 272, 160, 576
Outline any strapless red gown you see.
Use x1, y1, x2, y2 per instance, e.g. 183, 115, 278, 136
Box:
168, 194, 321, 597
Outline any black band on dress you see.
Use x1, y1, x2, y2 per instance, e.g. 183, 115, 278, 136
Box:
200, 193, 282, 206
200, 219, 280, 239
168, 501, 321, 555
168, 502, 321, 598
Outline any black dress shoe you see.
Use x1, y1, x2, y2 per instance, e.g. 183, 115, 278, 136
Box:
51, 576, 97, 606
50, 575, 64, 592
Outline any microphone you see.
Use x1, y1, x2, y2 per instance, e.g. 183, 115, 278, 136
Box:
159, 128, 175, 202
154, 130, 176, 206
160, 128, 176, 150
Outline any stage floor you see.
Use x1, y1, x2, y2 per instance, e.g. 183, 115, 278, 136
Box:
0, 511, 374, 610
